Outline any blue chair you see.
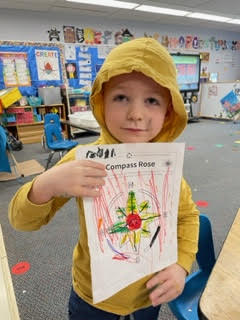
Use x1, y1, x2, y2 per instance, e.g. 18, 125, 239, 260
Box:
0, 125, 23, 179
0, 125, 11, 173
44, 113, 78, 170
168, 213, 216, 320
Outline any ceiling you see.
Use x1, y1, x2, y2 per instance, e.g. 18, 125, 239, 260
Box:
1, 0, 240, 32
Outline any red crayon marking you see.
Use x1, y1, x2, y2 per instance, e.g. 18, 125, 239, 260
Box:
196, 200, 209, 208
12, 261, 30, 275
187, 146, 195, 151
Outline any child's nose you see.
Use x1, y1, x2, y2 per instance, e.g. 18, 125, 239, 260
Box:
127, 102, 144, 121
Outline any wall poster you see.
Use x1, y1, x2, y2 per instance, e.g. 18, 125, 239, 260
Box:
0, 52, 31, 87
35, 49, 61, 81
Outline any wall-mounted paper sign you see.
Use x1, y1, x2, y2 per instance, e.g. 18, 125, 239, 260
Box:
79, 79, 92, 86
80, 73, 92, 79
0, 52, 31, 87
79, 52, 91, 59
76, 142, 185, 303
65, 44, 76, 60
79, 59, 91, 66
35, 49, 60, 81
79, 66, 92, 72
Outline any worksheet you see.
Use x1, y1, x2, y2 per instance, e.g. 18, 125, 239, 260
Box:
76, 142, 185, 303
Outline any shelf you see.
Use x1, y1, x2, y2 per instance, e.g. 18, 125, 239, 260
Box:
2, 103, 67, 144
6, 119, 65, 127
5, 104, 64, 109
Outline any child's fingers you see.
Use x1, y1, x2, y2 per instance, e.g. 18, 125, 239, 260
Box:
80, 167, 107, 178
146, 272, 165, 289
77, 159, 106, 170
150, 288, 176, 306
149, 280, 182, 306
81, 177, 105, 187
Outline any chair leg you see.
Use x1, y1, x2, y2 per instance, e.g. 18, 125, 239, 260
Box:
41, 134, 47, 150
45, 151, 55, 171
7, 150, 24, 178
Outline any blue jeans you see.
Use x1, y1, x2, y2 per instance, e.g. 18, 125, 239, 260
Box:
68, 287, 161, 320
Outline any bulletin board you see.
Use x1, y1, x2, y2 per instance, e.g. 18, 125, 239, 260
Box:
200, 82, 238, 119
0, 41, 66, 96
64, 44, 114, 88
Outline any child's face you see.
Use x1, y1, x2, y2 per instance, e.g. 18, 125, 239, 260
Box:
103, 72, 171, 143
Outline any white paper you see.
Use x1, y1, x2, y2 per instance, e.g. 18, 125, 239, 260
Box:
79, 59, 91, 66
76, 143, 185, 303
79, 79, 92, 86
97, 45, 115, 59
65, 44, 76, 60
80, 73, 92, 79
79, 66, 92, 72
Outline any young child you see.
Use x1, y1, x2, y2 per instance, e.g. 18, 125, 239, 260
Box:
9, 38, 199, 320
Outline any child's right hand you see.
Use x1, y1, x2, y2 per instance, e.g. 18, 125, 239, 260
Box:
28, 160, 107, 205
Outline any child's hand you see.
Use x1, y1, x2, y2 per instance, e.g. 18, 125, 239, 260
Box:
28, 160, 107, 204
146, 263, 187, 306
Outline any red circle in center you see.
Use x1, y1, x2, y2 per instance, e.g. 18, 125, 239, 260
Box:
126, 214, 142, 230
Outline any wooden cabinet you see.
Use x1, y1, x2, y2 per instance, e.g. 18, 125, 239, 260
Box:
17, 122, 44, 144
1, 104, 67, 144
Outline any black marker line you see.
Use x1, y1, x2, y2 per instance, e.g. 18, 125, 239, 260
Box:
149, 226, 161, 248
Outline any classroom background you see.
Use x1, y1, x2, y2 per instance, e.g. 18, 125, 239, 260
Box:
1, 1, 240, 319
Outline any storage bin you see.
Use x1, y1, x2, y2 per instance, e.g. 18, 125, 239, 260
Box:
27, 96, 42, 107
6, 114, 16, 123
16, 111, 33, 124
38, 87, 62, 105
0, 88, 22, 108
6, 107, 25, 114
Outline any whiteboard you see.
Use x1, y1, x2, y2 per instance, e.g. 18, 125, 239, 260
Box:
200, 82, 237, 119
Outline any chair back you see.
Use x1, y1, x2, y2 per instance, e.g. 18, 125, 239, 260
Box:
168, 213, 216, 320
197, 214, 215, 273
44, 113, 63, 148
0, 125, 11, 172
44, 113, 61, 126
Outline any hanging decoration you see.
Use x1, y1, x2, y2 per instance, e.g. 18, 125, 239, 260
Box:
48, 27, 61, 42
63, 26, 76, 43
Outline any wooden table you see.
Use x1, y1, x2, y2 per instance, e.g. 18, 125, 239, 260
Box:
199, 209, 240, 320
0, 225, 20, 320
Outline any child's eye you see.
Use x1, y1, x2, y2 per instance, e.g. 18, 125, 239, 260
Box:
113, 94, 128, 102
146, 97, 160, 105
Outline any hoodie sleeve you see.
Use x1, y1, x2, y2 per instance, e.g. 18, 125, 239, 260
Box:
177, 177, 200, 273
8, 148, 77, 232
8, 179, 70, 231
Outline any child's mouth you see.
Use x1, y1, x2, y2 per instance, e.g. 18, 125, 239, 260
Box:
123, 128, 146, 132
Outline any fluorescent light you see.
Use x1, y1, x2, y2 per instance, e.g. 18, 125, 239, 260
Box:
186, 12, 230, 22
66, 0, 139, 9
135, 5, 190, 16
226, 19, 240, 24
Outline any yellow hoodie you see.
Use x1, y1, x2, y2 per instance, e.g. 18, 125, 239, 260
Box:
9, 38, 199, 315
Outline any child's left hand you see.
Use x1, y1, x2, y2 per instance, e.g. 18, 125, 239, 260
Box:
146, 263, 187, 306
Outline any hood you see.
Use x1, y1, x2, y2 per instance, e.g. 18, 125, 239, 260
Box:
90, 37, 187, 144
